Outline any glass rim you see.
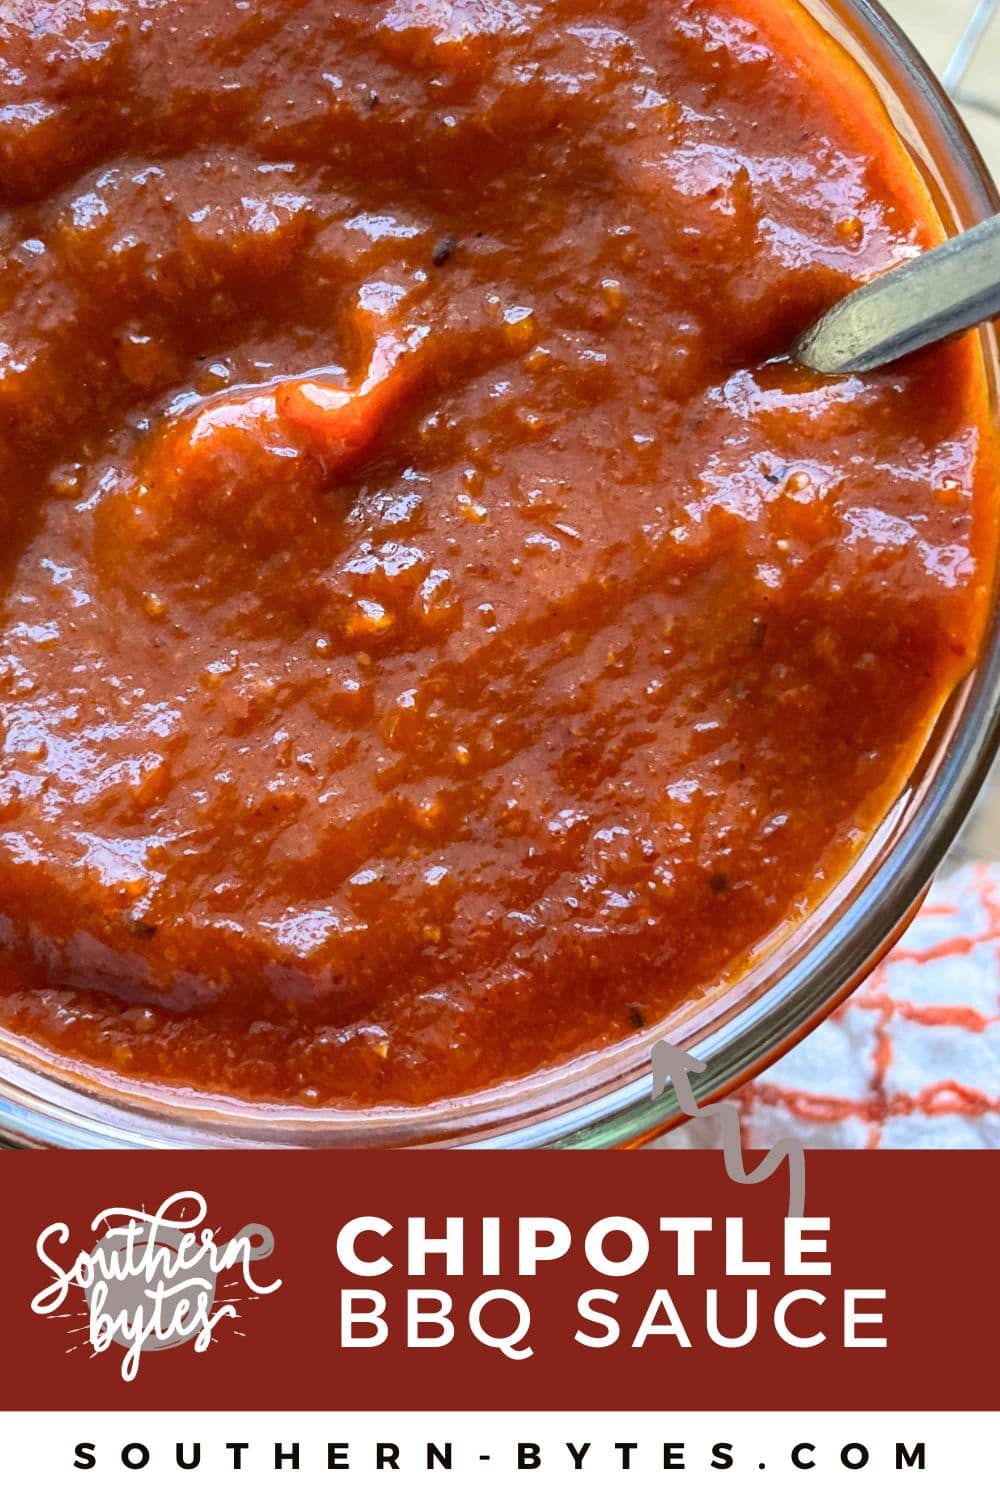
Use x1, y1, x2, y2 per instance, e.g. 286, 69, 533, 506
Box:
1, 0, 999, 1149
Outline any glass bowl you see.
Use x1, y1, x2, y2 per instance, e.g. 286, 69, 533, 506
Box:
1, 0, 999, 1149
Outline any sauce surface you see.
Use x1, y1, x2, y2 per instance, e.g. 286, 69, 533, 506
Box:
0, 0, 994, 1108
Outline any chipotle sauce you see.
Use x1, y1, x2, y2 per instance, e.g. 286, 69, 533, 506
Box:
0, 0, 995, 1108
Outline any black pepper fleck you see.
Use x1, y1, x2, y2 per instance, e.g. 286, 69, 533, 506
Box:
125, 914, 158, 939
432, 235, 458, 267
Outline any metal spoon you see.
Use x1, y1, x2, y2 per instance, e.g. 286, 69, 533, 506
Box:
794, 213, 1000, 375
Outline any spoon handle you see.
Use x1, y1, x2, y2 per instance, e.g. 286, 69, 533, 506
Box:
794, 212, 1000, 375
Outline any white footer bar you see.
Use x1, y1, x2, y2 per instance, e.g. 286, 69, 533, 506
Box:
0, 1410, 985, 1498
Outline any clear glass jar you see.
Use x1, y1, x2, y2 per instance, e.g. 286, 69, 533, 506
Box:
1, 0, 998, 1149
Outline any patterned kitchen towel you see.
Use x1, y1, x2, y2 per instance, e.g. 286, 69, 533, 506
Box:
655, 862, 1000, 1150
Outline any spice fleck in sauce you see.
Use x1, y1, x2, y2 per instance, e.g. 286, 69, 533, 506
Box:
0, 0, 995, 1108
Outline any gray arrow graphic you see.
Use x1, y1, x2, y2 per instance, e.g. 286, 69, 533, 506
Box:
651, 1040, 806, 1219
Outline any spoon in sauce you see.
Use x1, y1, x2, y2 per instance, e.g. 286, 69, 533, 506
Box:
794, 213, 1000, 374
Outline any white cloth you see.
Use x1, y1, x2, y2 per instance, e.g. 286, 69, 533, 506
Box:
654, 863, 1000, 1150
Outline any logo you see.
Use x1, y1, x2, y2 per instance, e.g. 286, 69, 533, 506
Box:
30, 1190, 282, 1381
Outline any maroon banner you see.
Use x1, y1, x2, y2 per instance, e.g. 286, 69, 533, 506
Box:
1, 1150, 992, 1411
